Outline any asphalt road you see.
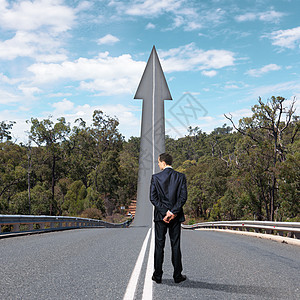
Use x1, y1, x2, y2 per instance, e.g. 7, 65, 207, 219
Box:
0, 227, 299, 300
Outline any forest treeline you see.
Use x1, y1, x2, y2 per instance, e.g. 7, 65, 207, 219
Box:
0, 96, 299, 222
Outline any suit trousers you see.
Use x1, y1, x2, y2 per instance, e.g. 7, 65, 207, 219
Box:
154, 220, 183, 279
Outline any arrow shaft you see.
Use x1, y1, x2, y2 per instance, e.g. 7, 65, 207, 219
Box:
133, 46, 172, 227
152, 52, 155, 174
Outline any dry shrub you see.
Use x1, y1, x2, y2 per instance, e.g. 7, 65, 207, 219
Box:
104, 213, 127, 223
81, 208, 102, 220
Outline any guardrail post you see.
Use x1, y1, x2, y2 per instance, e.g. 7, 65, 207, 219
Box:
28, 223, 34, 231
13, 224, 20, 232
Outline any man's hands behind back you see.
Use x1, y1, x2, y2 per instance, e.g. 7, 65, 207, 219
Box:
163, 210, 177, 223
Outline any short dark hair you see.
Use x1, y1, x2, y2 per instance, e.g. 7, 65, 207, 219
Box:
159, 153, 173, 166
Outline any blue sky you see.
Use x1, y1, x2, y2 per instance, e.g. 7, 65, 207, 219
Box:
0, 0, 299, 142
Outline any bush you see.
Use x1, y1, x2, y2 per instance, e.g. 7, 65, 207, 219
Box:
80, 207, 102, 220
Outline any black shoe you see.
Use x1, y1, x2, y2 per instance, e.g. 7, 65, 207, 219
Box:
152, 275, 162, 284
174, 275, 187, 283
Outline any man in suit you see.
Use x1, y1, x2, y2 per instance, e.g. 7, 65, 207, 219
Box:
150, 153, 187, 284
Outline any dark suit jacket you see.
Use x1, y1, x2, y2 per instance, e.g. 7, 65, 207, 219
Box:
150, 167, 187, 222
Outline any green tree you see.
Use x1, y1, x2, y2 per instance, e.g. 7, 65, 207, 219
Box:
67, 118, 95, 188
30, 183, 52, 215
225, 96, 298, 220
277, 138, 300, 220
0, 121, 15, 142
62, 180, 87, 216
28, 117, 71, 215
117, 142, 139, 207
0, 142, 27, 213
88, 110, 124, 215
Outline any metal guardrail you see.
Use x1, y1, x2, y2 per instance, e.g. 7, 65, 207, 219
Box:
182, 220, 300, 239
0, 214, 132, 236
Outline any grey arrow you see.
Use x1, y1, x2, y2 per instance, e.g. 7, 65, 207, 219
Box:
133, 46, 172, 227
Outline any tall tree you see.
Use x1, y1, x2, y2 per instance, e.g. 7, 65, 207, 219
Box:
68, 118, 95, 188
28, 117, 71, 215
0, 142, 27, 213
89, 110, 124, 215
225, 96, 298, 220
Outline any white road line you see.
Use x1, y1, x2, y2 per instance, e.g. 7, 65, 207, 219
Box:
142, 224, 155, 300
123, 228, 151, 300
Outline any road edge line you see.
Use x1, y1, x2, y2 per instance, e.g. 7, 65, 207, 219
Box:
123, 228, 151, 300
195, 228, 300, 246
142, 224, 155, 299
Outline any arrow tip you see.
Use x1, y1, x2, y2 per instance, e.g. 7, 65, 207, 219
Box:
134, 46, 172, 101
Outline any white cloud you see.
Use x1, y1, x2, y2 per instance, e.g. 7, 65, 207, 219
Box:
259, 10, 286, 22
227, 108, 252, 119
146, 22, 155, 29
202, 70, 217, 77
97, 34, 120, 45
27, 52, 146, 95
0, 31, 68, 61
249, 81, 300, 100
111, 1, 224, 33
52, 98, 74, 114
225, 84, 239, 89
0, 0, 75, 32
0, 73, 20, 85
167, 7, 224, 31
48, 92, 73, 98
266, 26, 300, 49
184, 21, 202, 31
122, 0, 183, 17
168, 15, 185, 30
160, 43, 235, 73
165, 110, 254, 137
3, 100, 142, 143
18, 85, 42, 98
246, 64, 281, 77
0, 0, 78, 62
201, 8, 225, 25
74, 1, 93, 13
0, 88, 21, 104
0, 31, 36, 60
36, 53, 68, 63
1, 43, 235, 103
235, 12, 256, 22
0, 0, 76, 62
235, 10, 285, 23
0, 114, 31, 143
46, 102, 141, 139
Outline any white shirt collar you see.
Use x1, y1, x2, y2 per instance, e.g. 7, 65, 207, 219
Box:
163, 166, 173, 170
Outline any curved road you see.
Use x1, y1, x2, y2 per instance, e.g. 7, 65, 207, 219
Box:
0, 227, 299, 299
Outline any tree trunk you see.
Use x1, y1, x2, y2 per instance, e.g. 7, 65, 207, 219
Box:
27, 146, 32, 214
51, 155, 56, 215
270, 176, 276, 221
